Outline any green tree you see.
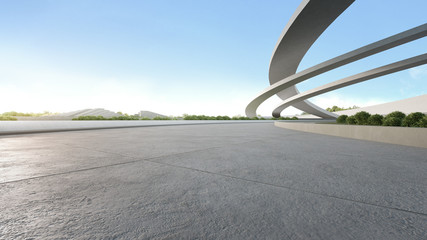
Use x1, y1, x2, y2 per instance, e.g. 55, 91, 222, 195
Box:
401, 112, 425, 127
367, 114, 384, 126
354, 111, 371, 125
383, 117, 402, 126
418, 116, 427, 127
346, 116, 357, 125
336, 115, 348, 124
385, 111, 406, 120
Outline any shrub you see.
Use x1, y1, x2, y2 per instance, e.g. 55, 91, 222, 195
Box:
215, 115, 231, 120
152, 116, 171, 120
385, 111, 406, 120
96, 115, 108, 120
0, 115, 17, 121
401, 112, 425, 127
110, 115, 139, 120
72, 115, 142, 120
72, 115, 107, 120
418, 116, 427, 128
368, 114, 384, 126
184, 115, 196, 120
346, 116, 357, 125
354, 111, 371, 125
382, 117, 402, 126
1, 111, 30, 116
239, 117, 251, 120
184, 115, 219, 120
277, 116, 297, 120
336, 115, 348, 124
326, 105, 359, 112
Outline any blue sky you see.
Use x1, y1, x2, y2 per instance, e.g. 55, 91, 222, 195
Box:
0, 0, 426, 116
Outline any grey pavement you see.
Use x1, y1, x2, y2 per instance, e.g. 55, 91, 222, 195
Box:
0, 123, 426, 239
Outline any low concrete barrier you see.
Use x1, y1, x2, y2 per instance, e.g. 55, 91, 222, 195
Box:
0, 120, 274, 135
275, 121, 427, 148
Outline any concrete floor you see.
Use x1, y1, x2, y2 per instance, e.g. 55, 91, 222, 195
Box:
0, 123, 426, 239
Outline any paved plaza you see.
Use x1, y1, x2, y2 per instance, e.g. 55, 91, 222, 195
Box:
0, 123, 426, 239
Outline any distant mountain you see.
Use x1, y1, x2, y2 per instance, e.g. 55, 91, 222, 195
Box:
15, 108, 122, 121
58, 108, 122, 118
139, 111, 167, 119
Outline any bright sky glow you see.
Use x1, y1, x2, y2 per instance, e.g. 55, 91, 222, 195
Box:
1, 0, 426, 116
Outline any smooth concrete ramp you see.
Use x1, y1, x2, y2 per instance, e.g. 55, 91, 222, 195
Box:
1, 123, 426, 239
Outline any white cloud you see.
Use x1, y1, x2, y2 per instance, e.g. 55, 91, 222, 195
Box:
409, 65, 427, 80
0, 75, 264, 117
0, 73, 156, 114
399, 65, 427, 96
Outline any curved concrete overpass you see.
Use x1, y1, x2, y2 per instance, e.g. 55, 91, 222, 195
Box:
272, 53, 427, 117
246, 0, 427, 118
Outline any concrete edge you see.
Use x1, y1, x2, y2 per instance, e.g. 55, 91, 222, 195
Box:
274, 121, 427, 148
0, 120, 275, 136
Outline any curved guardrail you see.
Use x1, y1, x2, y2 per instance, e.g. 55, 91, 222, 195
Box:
246, 0, 427, 119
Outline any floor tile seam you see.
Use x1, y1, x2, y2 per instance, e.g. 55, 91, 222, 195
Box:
3, 139, 425, 216
1, 154, 426, 217
57, 139, 264, 158
0, 140, 261, 185
301, 159, 427, 187
0, 149, 218, 186
143, 159, 427, 217
4, 141, 426, 190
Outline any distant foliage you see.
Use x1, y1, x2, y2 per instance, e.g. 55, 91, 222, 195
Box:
180, 115, 298, 120
354, 111, 371, 125
72, 116, 108, 120
367, 114, 384, 126
111, 116, 139, 120
184, 115, 253, 120
72, 115, 141, 120
326, 105, 359, 112
184, 115, 217, 120
1, 111, 55, 117
215, 116, 231, 120
152, 116, 172, 120
0, 116, 18, 121
271, 116, 298, 120
70, 114, 302, 121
